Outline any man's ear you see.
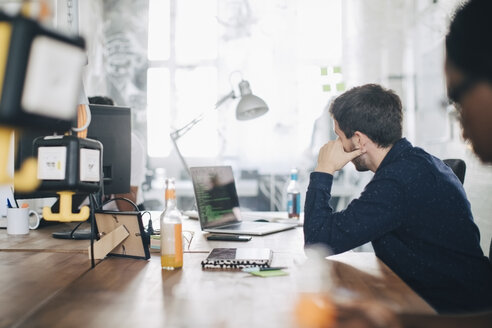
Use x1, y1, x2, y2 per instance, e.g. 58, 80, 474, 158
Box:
353, 131, 367, 151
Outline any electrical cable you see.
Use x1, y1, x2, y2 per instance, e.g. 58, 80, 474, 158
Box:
140, 211, 153, 235
69, 221, 85, 238
89, 193, 96, 268
72, 104, 91, 133
99, 197, 139, 211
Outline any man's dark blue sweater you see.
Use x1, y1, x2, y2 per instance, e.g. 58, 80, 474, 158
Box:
304, 138, 492, 313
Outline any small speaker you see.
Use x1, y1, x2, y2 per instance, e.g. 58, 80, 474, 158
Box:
34, 135, 102, 193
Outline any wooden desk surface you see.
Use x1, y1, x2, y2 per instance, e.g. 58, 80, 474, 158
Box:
0, 252, 91, 328
0, 214, 435, 327
0, 223, 90, 253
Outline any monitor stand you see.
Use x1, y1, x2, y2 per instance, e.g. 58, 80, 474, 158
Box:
50, 193, 96, 240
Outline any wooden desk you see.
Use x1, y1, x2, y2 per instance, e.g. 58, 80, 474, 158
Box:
0, 252, 91, 328
0, 223, 89, 253
0, 215, 435, 328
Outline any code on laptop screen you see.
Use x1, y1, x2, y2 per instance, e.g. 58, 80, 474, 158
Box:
190, 166, 240, 228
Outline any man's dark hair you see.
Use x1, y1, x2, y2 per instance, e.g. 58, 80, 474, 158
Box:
88, 96, 114, 106
446, 0, 492, 81
329, 84, 402, 148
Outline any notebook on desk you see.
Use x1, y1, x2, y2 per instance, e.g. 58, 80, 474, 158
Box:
190, 166, 297, 236
201, 247, 273, 269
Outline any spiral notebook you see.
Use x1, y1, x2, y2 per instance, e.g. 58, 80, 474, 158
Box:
201, 248, 273, 269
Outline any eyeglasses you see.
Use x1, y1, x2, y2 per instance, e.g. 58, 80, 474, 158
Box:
448, 76, 478, 105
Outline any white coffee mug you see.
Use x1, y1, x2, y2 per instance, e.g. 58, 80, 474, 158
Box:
7, 208, 41, 235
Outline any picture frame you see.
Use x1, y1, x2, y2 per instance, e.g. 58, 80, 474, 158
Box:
93, 210, 150, 260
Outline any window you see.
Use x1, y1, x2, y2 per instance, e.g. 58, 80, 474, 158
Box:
147, 0, 219, 159
147, 0, 342, 174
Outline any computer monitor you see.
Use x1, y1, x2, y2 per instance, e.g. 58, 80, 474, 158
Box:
86, 104, 131, 196
14, 104, 131, 198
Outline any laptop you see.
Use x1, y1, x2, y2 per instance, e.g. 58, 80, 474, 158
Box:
190, 166, 298, 236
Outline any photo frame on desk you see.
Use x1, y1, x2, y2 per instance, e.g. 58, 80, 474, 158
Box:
92, 211, 150, 260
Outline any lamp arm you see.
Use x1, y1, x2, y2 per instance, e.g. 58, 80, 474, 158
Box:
170, 112, 206, 140
171, 134, 191, 176
169, 90, 236, 176
170, 90, 236, 141
215, 90, 236, 108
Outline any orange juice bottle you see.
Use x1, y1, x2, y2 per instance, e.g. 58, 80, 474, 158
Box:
160, 178, 183, 270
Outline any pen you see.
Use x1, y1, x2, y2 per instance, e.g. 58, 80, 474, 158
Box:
7, 199, 12, 208
10, 187, 19, 207
242, 266, 287, 273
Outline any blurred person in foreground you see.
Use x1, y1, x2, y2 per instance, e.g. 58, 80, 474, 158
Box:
445, 0, 492, 163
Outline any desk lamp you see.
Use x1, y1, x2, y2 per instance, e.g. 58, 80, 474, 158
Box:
170, 79, 269, 175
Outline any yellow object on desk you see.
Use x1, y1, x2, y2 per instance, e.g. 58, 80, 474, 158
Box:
0, 127, 40, 192
42, 191, 90, 222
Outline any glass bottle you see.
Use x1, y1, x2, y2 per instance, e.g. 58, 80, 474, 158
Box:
286, 168, 301, 218
160, 178, 183, 270
294, 246, 336, 328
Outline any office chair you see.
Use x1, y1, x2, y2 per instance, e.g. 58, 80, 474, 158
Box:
443, 159, 466, 185
443, 159, 492, 263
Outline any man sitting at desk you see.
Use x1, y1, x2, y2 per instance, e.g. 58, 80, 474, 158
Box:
303, 83, 492, 314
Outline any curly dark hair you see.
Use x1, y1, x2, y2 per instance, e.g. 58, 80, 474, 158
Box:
329, 84, 402, 148
446, 0, 492, 81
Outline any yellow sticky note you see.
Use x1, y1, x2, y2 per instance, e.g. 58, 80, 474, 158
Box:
320, 67, 328, 76
322, 84, 331, 92
333, 66, 342, 73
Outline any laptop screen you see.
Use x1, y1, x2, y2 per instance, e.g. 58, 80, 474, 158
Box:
190, 166, 241, 228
